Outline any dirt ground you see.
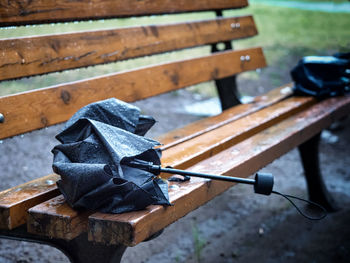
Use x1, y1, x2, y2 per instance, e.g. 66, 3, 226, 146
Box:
0, 68, 349, 263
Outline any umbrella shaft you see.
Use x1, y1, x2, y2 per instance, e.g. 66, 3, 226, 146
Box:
160, 167, 255, 185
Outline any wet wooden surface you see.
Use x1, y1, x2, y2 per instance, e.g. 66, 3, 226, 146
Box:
27, 93, 315, 240
6, 92, 350, 242
88, 95, 350, 246
0, 16, 257, 81
0, 86, 291, 232
0, 0, 248, 26
5, 86, 285, 233
0, 174, 60, 230
158, 84, 293, 150
27, 195, 90, 240
0, 47, 266, 140
160, 96, 315, 171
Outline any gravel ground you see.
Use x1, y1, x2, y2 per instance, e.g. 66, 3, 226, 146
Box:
0, 76, 349, 262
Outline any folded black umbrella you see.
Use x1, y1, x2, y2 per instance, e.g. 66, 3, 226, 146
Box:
52, 98, 274, 214
52, 98, 171, 214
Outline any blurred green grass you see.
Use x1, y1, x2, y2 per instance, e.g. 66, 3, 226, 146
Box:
0, 2, 349, 97
230, 3, 350, 61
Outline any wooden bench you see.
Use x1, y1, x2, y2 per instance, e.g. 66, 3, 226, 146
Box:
1, 1, 349, 262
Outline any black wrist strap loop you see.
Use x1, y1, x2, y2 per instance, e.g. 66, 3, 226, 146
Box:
272, 190, 327, 220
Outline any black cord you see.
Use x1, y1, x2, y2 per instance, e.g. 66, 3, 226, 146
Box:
272, 190, 327, 220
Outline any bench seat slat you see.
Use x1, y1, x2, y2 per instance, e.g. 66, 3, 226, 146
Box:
160, 96, 315, 170
88, 95, 350, 246
0, 47, 266, 140
27, 195, 90, 240
27, 91, 317, 240
0, 174, 60, 230
0, 0, 248, 26
0, 86, 287, 231
159, 84, 293, 150
0, 16, 257, 81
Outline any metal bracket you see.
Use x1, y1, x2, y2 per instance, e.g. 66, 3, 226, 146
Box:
211, 10, 241, 111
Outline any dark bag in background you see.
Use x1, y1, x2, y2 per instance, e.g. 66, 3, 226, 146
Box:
291, 52, 350, 99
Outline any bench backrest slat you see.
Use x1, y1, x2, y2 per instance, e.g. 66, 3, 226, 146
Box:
1, 1, 265, 139
0, 16, 257, 81
0, 47, 266, 139
0, 0, 248, 26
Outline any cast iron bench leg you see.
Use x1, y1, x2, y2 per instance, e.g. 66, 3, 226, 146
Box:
0, 227, 127, 263
51, 233, 127, 263
298, 132, 338, 212
52, 229, 163, 262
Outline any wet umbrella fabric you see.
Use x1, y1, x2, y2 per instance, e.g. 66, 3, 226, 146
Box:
52, 98, 171, 214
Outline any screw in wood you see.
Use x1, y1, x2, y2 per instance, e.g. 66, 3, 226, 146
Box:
0, 113, 4, 123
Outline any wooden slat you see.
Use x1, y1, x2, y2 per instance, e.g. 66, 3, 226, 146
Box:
0, 174, 60, 230
88, 95, 350, 246
158, 84, 294, 150
0, 16, 257, 81
160, 96, 315, 171
27, 195, 90, 240
0, 0, 248, 26
26, 92, 316, 240
0, 47, 266, 139
2, 85, 287, 232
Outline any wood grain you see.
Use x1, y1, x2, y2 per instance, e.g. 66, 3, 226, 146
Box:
0, 16, 257, 81
26, 93, 315, 239
159, 96, 315, 171
88, 95, 350, 246
0, 0, 248, 26
0, 174, 60, 230
0, 47, 266, 139
158, 84, 294, 150
27, 195, 90, 240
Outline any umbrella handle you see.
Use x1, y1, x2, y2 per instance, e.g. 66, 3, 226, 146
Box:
161, 167, 273, 196
126, 160, 274, 195
126, 160, 327, 220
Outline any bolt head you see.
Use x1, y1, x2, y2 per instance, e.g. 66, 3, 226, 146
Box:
0, 113, 4, 123
231, 22, 241, 29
